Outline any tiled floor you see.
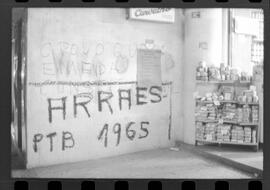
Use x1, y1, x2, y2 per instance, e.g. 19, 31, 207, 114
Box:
195, 144, 263, 170
12, 147, 253, 178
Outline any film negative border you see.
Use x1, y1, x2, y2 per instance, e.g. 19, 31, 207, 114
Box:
11, 179, 263, 190
0, 1, 269, 190
0, 0, 267, 7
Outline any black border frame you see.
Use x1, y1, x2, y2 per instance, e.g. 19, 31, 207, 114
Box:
0, 0, 269, 190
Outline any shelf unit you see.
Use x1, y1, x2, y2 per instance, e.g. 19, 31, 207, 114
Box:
195, 81, 259, 151
196, 139, 257, 147
196, 80, 251, 85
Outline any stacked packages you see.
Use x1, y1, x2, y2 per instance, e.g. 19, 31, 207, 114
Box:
196, 122, 205, 140
204, 123, 217, 141
236, 108, 243, 123
252, 130, 257, 143
251, 106, 259, 123
222, 103, 237, 122
242, 105, 251, 123
195, 106, 208, 120
231, 126, 244, 143
207, 104, 217, 120
216, 124, 231, 142
244, 127, 252, 143
195, 104, 217, 121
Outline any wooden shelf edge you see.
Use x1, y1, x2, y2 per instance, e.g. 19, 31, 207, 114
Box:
196, 100, 259, 105
196, 139, 258, 146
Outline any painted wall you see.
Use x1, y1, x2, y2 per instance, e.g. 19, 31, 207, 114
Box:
183, 9, 224, 144
26, 8, 184, 168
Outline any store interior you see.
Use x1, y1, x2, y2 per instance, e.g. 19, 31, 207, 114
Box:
11, 8, 263, 177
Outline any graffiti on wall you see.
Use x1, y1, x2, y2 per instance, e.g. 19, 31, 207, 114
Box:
29, 39, 174, 155
40, 41, 136, 79
30, 82, 172, 153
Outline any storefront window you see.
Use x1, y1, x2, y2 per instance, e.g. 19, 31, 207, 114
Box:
229, 9, 264, 75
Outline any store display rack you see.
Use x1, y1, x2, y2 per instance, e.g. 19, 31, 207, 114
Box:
195, 100, 260, 151
195, 81, 260, 151
195, 103, 259, 151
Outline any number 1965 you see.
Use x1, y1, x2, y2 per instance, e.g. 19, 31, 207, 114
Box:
97, 121, 150, 147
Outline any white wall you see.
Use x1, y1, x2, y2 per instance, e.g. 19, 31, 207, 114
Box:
25, 8, 185, 168
183, 9, 224, 144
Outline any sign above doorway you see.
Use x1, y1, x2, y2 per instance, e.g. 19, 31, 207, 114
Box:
128, 8, 175, 23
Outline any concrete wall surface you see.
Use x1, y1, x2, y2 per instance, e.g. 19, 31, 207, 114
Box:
26, 8, 184, 168
183, 9, 224, 145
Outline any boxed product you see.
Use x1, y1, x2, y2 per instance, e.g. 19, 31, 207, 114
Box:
208, 66, 221, 81
204, 123, 217, 141
231, 125, 244, 143
251, 106, 259, 123
196, 122, 205, 140
242, 105, 251, 123
230, 68, 240, 81
244, 127, 252, 143
222, 103, 237, 122
195, 106, 208, 120
196, 61, 208, 81
252, 129, 257, 143
219, 86, 235, 101
217, 124, 231, 142
236, 108, 243, 123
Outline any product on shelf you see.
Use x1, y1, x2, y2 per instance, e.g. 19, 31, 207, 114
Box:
230, 68, 240, 81
195, 106, 208, 120
242, 105, 251, 123
204, 123, 217, 141
225, 66, 231, 81
251, 105, 259, 123
195, 102, 217, 121
207, 104, 217, 120
220, 63, 226, 81
196, 61, 208, 81
240, 72, 251, 82
222, 103, 237, 122
231, 125, 244, 143
236, 87, 259, 104
236, 108, 243, 123
196, 62, 252, 82
244, 127, 252, 143
252, 129, 257, 143
196, 122, 205, 140
216, 124, 231, 142
219, 86, 235, 101
208, 65, 221, 81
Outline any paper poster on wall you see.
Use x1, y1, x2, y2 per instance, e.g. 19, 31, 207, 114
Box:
129, 8, 175, 23
137, 49, 162, 86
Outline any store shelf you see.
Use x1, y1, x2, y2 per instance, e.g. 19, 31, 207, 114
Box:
239, 123, 259, 126
196, 80, 235, 84
196, 139, 258, 146
220, 100, 238, 104
196, 80, 251, 85
196, 100, 258, 105
196, 100, 215, 104
239, 80, 252, 84
196, 119, 218, 123
238, 102, 259, 106
222, 120, 238, 124
196, 119, 259, 126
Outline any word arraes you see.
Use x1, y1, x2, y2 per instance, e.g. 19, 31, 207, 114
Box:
47, 86, 162, 123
